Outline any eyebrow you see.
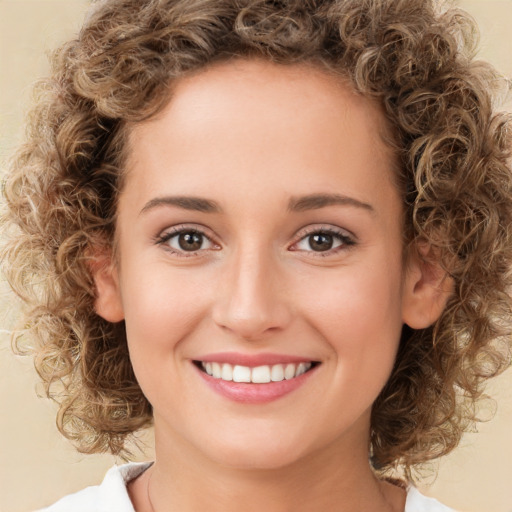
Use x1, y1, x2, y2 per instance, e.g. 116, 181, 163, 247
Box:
139, 192, 375, 216
288, 193, 375, 214
140, 196, 222, 215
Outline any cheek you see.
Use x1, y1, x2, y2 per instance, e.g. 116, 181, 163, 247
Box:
298, 259, 404, 378
119, 263, 211, 370
303, 261, 402, 330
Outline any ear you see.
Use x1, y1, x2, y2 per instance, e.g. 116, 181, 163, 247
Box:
402, 242, 453, 329
88, 246, 125, 323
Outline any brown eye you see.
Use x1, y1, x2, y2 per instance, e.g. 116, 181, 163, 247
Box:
162, 229, 215, 253
178, 231, 204, 251
292, 228, 354, 254
308, 233, 334, 252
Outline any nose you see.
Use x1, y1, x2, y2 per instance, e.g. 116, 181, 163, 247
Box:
211, 248, 292, 341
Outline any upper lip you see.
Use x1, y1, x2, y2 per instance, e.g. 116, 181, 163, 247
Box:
194, 352, 318, 367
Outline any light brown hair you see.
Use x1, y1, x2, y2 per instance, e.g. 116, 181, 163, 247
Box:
2, 0, 512, 478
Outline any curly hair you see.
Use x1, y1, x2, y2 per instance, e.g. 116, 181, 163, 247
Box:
2, 0, 512, 477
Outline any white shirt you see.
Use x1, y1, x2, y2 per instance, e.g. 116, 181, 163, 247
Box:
38, 461, 455, 512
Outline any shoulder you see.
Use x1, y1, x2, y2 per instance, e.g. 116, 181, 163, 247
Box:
405, 487, 456, 512
37, 461, 153, 512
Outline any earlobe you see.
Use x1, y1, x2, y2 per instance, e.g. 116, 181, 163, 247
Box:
88, 247, 125, 323
402, 243, 453, 330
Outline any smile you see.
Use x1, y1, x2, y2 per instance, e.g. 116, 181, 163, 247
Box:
193, 354, 321, 403
198, 361, 315, 383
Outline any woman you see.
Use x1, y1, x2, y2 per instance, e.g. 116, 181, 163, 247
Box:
2, 0, 511, 510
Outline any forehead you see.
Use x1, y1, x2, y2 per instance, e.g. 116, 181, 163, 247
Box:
139, 58, 392, 147
123, 59, 398, 213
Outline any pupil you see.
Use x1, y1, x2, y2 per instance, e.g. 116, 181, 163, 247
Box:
310, 233, 333, 251
179, 232, 202, 251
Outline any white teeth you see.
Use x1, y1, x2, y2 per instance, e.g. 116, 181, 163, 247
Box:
211, 362, 222, 379
271, 364, 284, 382
284, 363, 296, 380
296, 362, 307, 377
233, 365, 251, 383
221, 363, 233, 381
200, 361, 314, 383
251, 365, 271, 383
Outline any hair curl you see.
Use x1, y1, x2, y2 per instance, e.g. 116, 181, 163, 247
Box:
2, 0, 512, 477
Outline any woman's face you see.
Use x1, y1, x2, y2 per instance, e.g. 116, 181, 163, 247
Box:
96, 59, 426, 469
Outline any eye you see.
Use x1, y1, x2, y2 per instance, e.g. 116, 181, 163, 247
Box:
291, 228, 355, 254
157, 227, 217, 255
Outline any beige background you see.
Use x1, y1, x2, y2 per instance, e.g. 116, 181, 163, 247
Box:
1, 1, 511, 511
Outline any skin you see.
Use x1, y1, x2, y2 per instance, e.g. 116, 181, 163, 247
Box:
94, 59, 449, 511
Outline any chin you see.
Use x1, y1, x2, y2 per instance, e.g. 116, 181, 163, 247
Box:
198, 429, 319, 471
212, 447, 306, 471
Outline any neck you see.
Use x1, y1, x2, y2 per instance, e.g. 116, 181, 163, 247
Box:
131, 418, 405, 512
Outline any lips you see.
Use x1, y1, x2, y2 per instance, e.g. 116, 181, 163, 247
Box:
192, 353, 320, 403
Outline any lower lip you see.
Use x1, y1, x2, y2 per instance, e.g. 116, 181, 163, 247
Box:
194, 364, 318, 404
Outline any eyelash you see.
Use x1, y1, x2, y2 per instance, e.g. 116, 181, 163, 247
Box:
155, 225, 356, 258
155, 225, 218, 258
291, 226, 356, 257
